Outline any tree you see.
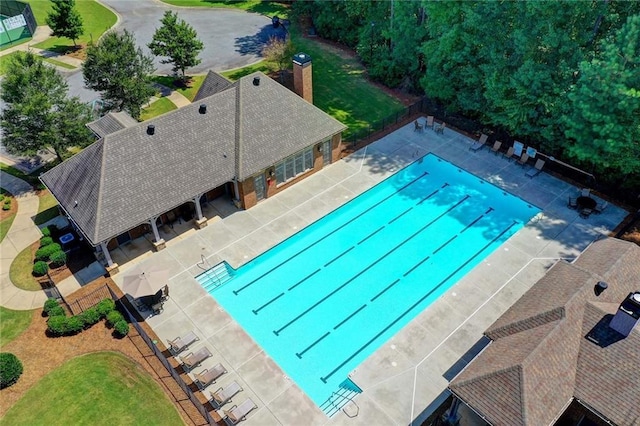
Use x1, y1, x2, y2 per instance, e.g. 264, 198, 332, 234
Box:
45, 0, 84, 47
148, 11, 204, 81
0, 51, 94, 162
83, 30, 155, 120
563, 15, 640, 178
262, 36, 295, 82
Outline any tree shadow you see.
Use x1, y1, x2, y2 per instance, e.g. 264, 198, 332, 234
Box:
234, 24, 288, 56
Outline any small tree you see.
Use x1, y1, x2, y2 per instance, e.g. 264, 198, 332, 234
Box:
0, 52, 93, 162
46, 0, 84, 48
0, 353, 23, 389
262, 36, 296, 82
148, 11, 204, 82
83, 30, 155, 119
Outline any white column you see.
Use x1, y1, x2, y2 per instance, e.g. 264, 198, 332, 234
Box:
149, 217, 161, 242
193, 195, 203, 220
232, 178, 240, 201
100, 241, 114, 267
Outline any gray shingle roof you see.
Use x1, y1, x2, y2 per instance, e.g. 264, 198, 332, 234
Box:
41, 71, 346, 245
86, 111, 138, 138
193, 71, 233, 102
449, 238, 640, 426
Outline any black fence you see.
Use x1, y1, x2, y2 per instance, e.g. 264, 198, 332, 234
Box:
107, 286, 216, 426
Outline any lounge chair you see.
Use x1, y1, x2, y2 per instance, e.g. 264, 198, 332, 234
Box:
502, 146, 514, 161
223, 398, 257, 424
193, 363, 227, 389
178, 346, 212, 371
594, 201, 608, 214
581, 188, 591, 197
568, 197, 578, 209
579, 208, 593, 219
469, 134, 488, 152
167, 330, 199, 355
491, 140, 502, 155
526, 159, 545, 178
426, 115, 434, 130
516, 152, 530, 167
414, 120, 423, 132
210, 381, 243, 407
435, 122, 446, 134
161, 284, 169, 301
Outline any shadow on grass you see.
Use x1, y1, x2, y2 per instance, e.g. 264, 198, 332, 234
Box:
34, 206, 59, 226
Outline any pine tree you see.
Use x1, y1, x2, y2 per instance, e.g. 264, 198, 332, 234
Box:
46, 0, 84, 47
148, 11, 204, 81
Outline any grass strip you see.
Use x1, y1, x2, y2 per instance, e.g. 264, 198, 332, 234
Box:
0, 307, 33, 347
1, 352, 183, 425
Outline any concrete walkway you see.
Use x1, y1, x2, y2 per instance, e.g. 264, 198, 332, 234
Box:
0, 172, 49, 310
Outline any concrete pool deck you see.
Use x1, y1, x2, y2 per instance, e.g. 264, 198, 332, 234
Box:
110, 119, 628, 426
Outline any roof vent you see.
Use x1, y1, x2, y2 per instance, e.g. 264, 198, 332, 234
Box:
199, 104, 207, 114
147, 124, 155, 135
253, 76, 260, 86
609, 292, 640, 337
594, 281, 608, 296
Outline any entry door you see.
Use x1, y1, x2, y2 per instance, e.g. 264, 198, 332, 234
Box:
322, 140, 331, 166
254, 175, 266, 201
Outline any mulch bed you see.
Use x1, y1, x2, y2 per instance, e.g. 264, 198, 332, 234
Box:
0, 191, 18, 221
0, 279, 210, 425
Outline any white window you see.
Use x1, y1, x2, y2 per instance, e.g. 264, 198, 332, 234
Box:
275, 147, 314, 184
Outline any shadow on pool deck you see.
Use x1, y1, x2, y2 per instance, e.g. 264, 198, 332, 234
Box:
108, 119, 629, 426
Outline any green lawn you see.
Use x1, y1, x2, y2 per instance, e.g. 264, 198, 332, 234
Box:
25, 0, 117, 53
9, 245, 40, 291
1, 352, 183, 425
161, 0, 289, 18
34, 190, 60, 225
221, 60, 278, 81
43, 57, 76, 70
0, 307, 32, 347
141, 97, 178, 121
151, 74, 207, 102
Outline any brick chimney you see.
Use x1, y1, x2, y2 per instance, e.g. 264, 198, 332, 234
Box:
293, 52, 312, 104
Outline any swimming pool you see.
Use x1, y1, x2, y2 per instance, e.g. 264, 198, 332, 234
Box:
197, 154, 539, 412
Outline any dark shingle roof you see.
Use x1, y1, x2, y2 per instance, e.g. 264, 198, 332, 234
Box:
86, 111, 138, 138
193, 71, 233, 102
449, 238, 640, 426
41, 71, 346, 245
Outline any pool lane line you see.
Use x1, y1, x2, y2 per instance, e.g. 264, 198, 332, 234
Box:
357, 226, 385, 245
320, 220, 520, 384
324, 246, 355, 267
418, 182, 449, 205
252, 292, 285, 315
371, 279, 401, 302
460, 215, 484, 234
433, 235, 458, 254
287, 268, 322, 292
233, 173, 430, 296
273, 194, 472, 336
333, 304, 368, 330
388, 206, 414, 224
403, 256, 431, 277
296, 332, 331, 359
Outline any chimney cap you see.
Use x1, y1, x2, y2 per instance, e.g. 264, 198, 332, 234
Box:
293, 52, 312, 65
199, 104, 207, 114
147, 124, 155, 135
253, 76, 260, 86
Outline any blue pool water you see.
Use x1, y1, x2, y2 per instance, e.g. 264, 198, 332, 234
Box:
197, 154, 539, 410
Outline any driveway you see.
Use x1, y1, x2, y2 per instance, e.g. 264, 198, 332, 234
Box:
101, 0, 286, 74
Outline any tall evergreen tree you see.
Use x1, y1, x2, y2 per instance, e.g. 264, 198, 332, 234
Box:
0, 52, 93, 162
148, 11, 204, 81
46, 0, 84, 47
83, 30, 155, 120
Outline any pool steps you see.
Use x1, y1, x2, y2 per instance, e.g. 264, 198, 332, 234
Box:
320, 378, 363, 417
198, 262, 235, 291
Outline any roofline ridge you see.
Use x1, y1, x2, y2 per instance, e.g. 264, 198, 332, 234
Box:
451, 363, 523, 388
487, 307, 565, 339
94, 138, 108, 244
235, 80, 242, 181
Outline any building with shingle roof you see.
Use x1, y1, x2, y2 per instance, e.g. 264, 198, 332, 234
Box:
41, 67, 345, 271
448, 238, 640, 426
86, 111, 139, 138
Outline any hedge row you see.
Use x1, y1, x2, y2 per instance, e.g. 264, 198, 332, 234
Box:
44, 298, 128, 338
33, 226, 68, 276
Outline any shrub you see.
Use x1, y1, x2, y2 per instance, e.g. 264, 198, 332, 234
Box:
65, 316, 84, 334
0, 353, 23, 389
113, 320, 129, 337
48, 305, 66, 318
41, 226, 51, 237
106, 310, 124, 327
43, 298, 59, 316
96, 299, 116, 317
2, 204, 9, 211
47, 315, 67, 336
34, 243, 62, 262
0, 194, 4, 202
49, 250, 67, 268
39, 236, 54, 247
79, 307, 101, 327
32, 261, 49, 277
